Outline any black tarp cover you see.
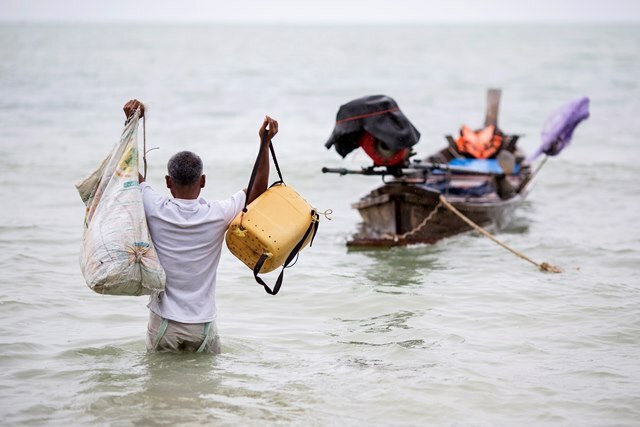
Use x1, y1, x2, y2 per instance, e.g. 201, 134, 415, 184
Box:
325, 95, 421, 158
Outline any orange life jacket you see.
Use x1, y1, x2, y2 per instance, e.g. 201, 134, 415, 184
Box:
455, 124, 502, 159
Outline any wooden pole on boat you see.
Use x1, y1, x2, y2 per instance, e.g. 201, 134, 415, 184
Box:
485, 88, 501, 127
439, 195, 562, 273
516, 154, 549, 194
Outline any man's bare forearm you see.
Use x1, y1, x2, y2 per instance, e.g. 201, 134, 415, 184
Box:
247, 116, 278, 204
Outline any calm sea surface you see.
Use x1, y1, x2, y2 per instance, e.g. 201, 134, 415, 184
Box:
0, 23, 639, 426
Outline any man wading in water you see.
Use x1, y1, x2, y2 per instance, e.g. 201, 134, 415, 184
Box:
123, 99, 278, 354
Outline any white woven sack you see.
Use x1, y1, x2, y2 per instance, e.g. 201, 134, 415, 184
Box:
76, 111, 165, 295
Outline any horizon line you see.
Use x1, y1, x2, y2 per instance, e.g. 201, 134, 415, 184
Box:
1, 18, 639, 25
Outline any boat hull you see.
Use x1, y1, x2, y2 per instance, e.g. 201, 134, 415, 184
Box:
347, 178, 527, 247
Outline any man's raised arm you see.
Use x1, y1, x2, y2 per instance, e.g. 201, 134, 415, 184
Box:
246, 116, 278, 204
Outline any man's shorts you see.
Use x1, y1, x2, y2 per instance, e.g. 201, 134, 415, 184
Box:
146, 311, 221, 354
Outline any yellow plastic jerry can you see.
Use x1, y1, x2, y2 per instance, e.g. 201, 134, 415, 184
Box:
226, 183, 317, 274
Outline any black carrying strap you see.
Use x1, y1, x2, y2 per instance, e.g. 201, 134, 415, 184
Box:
244, 128, 317, 295
253, 210, 319, 295
244, 130, 284, 212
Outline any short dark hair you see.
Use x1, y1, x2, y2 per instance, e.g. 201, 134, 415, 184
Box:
167, 151, 203, 186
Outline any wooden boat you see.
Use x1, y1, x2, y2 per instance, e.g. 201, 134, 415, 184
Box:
347, 162, 531, 247
324, 92, 589, 249
324, 90, 536, 247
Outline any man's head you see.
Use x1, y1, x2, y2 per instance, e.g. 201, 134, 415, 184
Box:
165, 151, 205, 199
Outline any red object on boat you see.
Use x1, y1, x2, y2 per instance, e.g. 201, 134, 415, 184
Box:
359, 132, 409, 166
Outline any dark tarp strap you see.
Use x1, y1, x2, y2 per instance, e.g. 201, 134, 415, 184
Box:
253, 210, 319, 295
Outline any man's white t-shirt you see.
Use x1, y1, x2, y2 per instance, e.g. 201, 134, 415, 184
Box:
140, 182, 246, 323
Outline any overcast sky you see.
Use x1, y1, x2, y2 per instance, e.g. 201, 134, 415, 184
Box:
1, 0, 639, 23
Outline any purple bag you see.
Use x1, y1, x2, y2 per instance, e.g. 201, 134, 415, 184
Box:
530, 97, 590, 160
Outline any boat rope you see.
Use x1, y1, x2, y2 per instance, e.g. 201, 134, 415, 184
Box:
335, 107, 400, 124
438, 195, 562, 273
382, 200, 442, 242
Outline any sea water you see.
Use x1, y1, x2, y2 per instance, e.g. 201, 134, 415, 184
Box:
0, 23, 639, 426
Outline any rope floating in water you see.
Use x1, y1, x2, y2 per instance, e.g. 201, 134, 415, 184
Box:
439, 195, 562, 273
